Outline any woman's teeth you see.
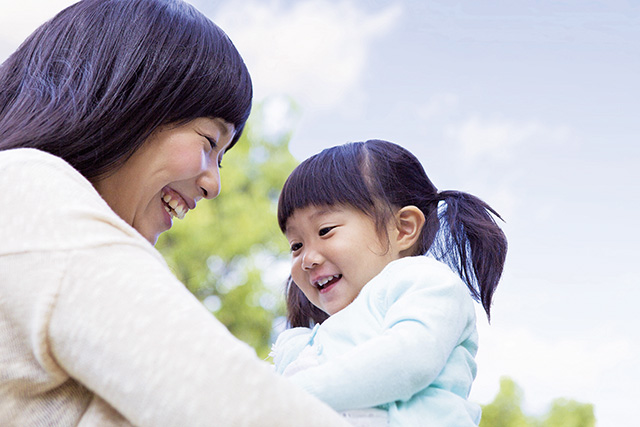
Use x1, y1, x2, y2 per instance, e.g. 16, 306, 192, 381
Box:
162, 193, 187, 220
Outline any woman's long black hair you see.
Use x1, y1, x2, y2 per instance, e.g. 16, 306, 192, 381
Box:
278, 140, 508, 327
0, 0, 252, 180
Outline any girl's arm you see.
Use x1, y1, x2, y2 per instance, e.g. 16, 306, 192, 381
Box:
286, 259, 477, 411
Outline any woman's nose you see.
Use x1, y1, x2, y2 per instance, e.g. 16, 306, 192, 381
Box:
198, 162, 221, 200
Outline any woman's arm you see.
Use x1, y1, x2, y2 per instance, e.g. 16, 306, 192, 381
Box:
49, 245, 349, 426
0, 149, 347, 426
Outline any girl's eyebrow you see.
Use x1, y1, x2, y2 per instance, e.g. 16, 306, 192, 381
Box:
285, 207, 343, 234
310, 206, 344, 220
309, 209, 331, 220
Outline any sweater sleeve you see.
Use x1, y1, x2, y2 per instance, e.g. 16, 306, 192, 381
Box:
49, 245, 349, 427
286, 259, 476, 411
1, 149, 349, 426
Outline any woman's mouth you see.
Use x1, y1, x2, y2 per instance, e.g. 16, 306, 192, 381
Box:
161, 192, 188, 220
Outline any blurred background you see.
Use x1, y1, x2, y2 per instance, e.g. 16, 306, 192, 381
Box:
2, 1, 638, 425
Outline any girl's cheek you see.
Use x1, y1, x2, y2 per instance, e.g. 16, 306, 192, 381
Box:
291, 259, 306, 285
291, 252, 301, 266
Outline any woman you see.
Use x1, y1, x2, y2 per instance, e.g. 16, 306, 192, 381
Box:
0, 0, 349, 425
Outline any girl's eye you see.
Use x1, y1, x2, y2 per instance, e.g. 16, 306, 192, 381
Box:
319, 227, 334, 237
290, 242, 302, 252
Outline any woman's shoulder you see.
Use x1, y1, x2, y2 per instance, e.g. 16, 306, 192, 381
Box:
0, 148, 90, 187
1, 147, 73, 166
0, 148, 107, 212
0, 148, 149, 254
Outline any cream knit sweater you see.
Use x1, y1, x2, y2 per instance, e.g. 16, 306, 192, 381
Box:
0, 148, 348, 426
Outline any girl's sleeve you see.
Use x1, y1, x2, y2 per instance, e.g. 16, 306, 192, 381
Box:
271, 326, 315, 374
48, 245, 350, 427
286, 261, 476, 412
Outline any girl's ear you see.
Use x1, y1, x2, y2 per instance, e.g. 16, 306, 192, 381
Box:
394, 206, 425, 255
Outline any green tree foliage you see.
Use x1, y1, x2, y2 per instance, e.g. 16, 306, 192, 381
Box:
480, 377, 596, 427
480, 377, 531, 427
156, 99, 300, 358
543, 398, 595, 427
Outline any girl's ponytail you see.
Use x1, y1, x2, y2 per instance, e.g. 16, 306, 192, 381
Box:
430, 191, 507, 321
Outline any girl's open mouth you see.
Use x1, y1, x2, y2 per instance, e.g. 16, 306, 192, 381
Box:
315, 274, 342, 292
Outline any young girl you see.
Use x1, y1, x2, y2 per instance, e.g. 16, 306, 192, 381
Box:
271, 139, 508, 426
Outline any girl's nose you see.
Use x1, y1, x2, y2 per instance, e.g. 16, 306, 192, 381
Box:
302, 250, 322, 270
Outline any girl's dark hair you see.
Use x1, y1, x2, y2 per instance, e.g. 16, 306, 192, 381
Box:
278, 139, 507, 327
0, 0, 252, 180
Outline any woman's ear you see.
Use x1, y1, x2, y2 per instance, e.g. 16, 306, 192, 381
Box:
393, 206, 425, 255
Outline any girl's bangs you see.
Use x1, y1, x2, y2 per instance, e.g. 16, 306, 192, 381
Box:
277, 143, 374, 231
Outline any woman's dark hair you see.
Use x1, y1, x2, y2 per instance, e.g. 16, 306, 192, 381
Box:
278, 139, 508, 327
0, 0, 252, 180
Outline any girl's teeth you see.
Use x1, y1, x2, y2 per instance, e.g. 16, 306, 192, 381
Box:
317, 274, 340, 288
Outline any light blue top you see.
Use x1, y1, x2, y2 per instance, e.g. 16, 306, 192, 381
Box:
272, 256, 482, 426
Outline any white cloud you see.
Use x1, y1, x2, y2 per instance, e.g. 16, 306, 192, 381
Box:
214, 0, 402, 111
446, 115, 572, 163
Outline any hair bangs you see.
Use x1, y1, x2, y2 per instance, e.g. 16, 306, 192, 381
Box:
151, 1, 253, 145
278, 142, 376, 232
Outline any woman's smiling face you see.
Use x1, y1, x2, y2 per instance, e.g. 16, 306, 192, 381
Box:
92, 117, 235, 245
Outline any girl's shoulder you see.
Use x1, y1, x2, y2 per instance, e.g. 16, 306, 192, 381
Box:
376, 256, 461, 288
365, 256, 469, 307
384, 255, 452, 272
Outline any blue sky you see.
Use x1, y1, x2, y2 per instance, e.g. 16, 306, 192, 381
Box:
2, 1, 638, 425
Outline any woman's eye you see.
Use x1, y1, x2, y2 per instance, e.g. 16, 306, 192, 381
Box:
290, 242, 302, 252
205, 136, 217, 149
319, 227, 333, 236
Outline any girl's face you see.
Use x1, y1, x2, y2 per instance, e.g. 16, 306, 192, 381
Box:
285, 205, 403, 315
93, 117, 236, 245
